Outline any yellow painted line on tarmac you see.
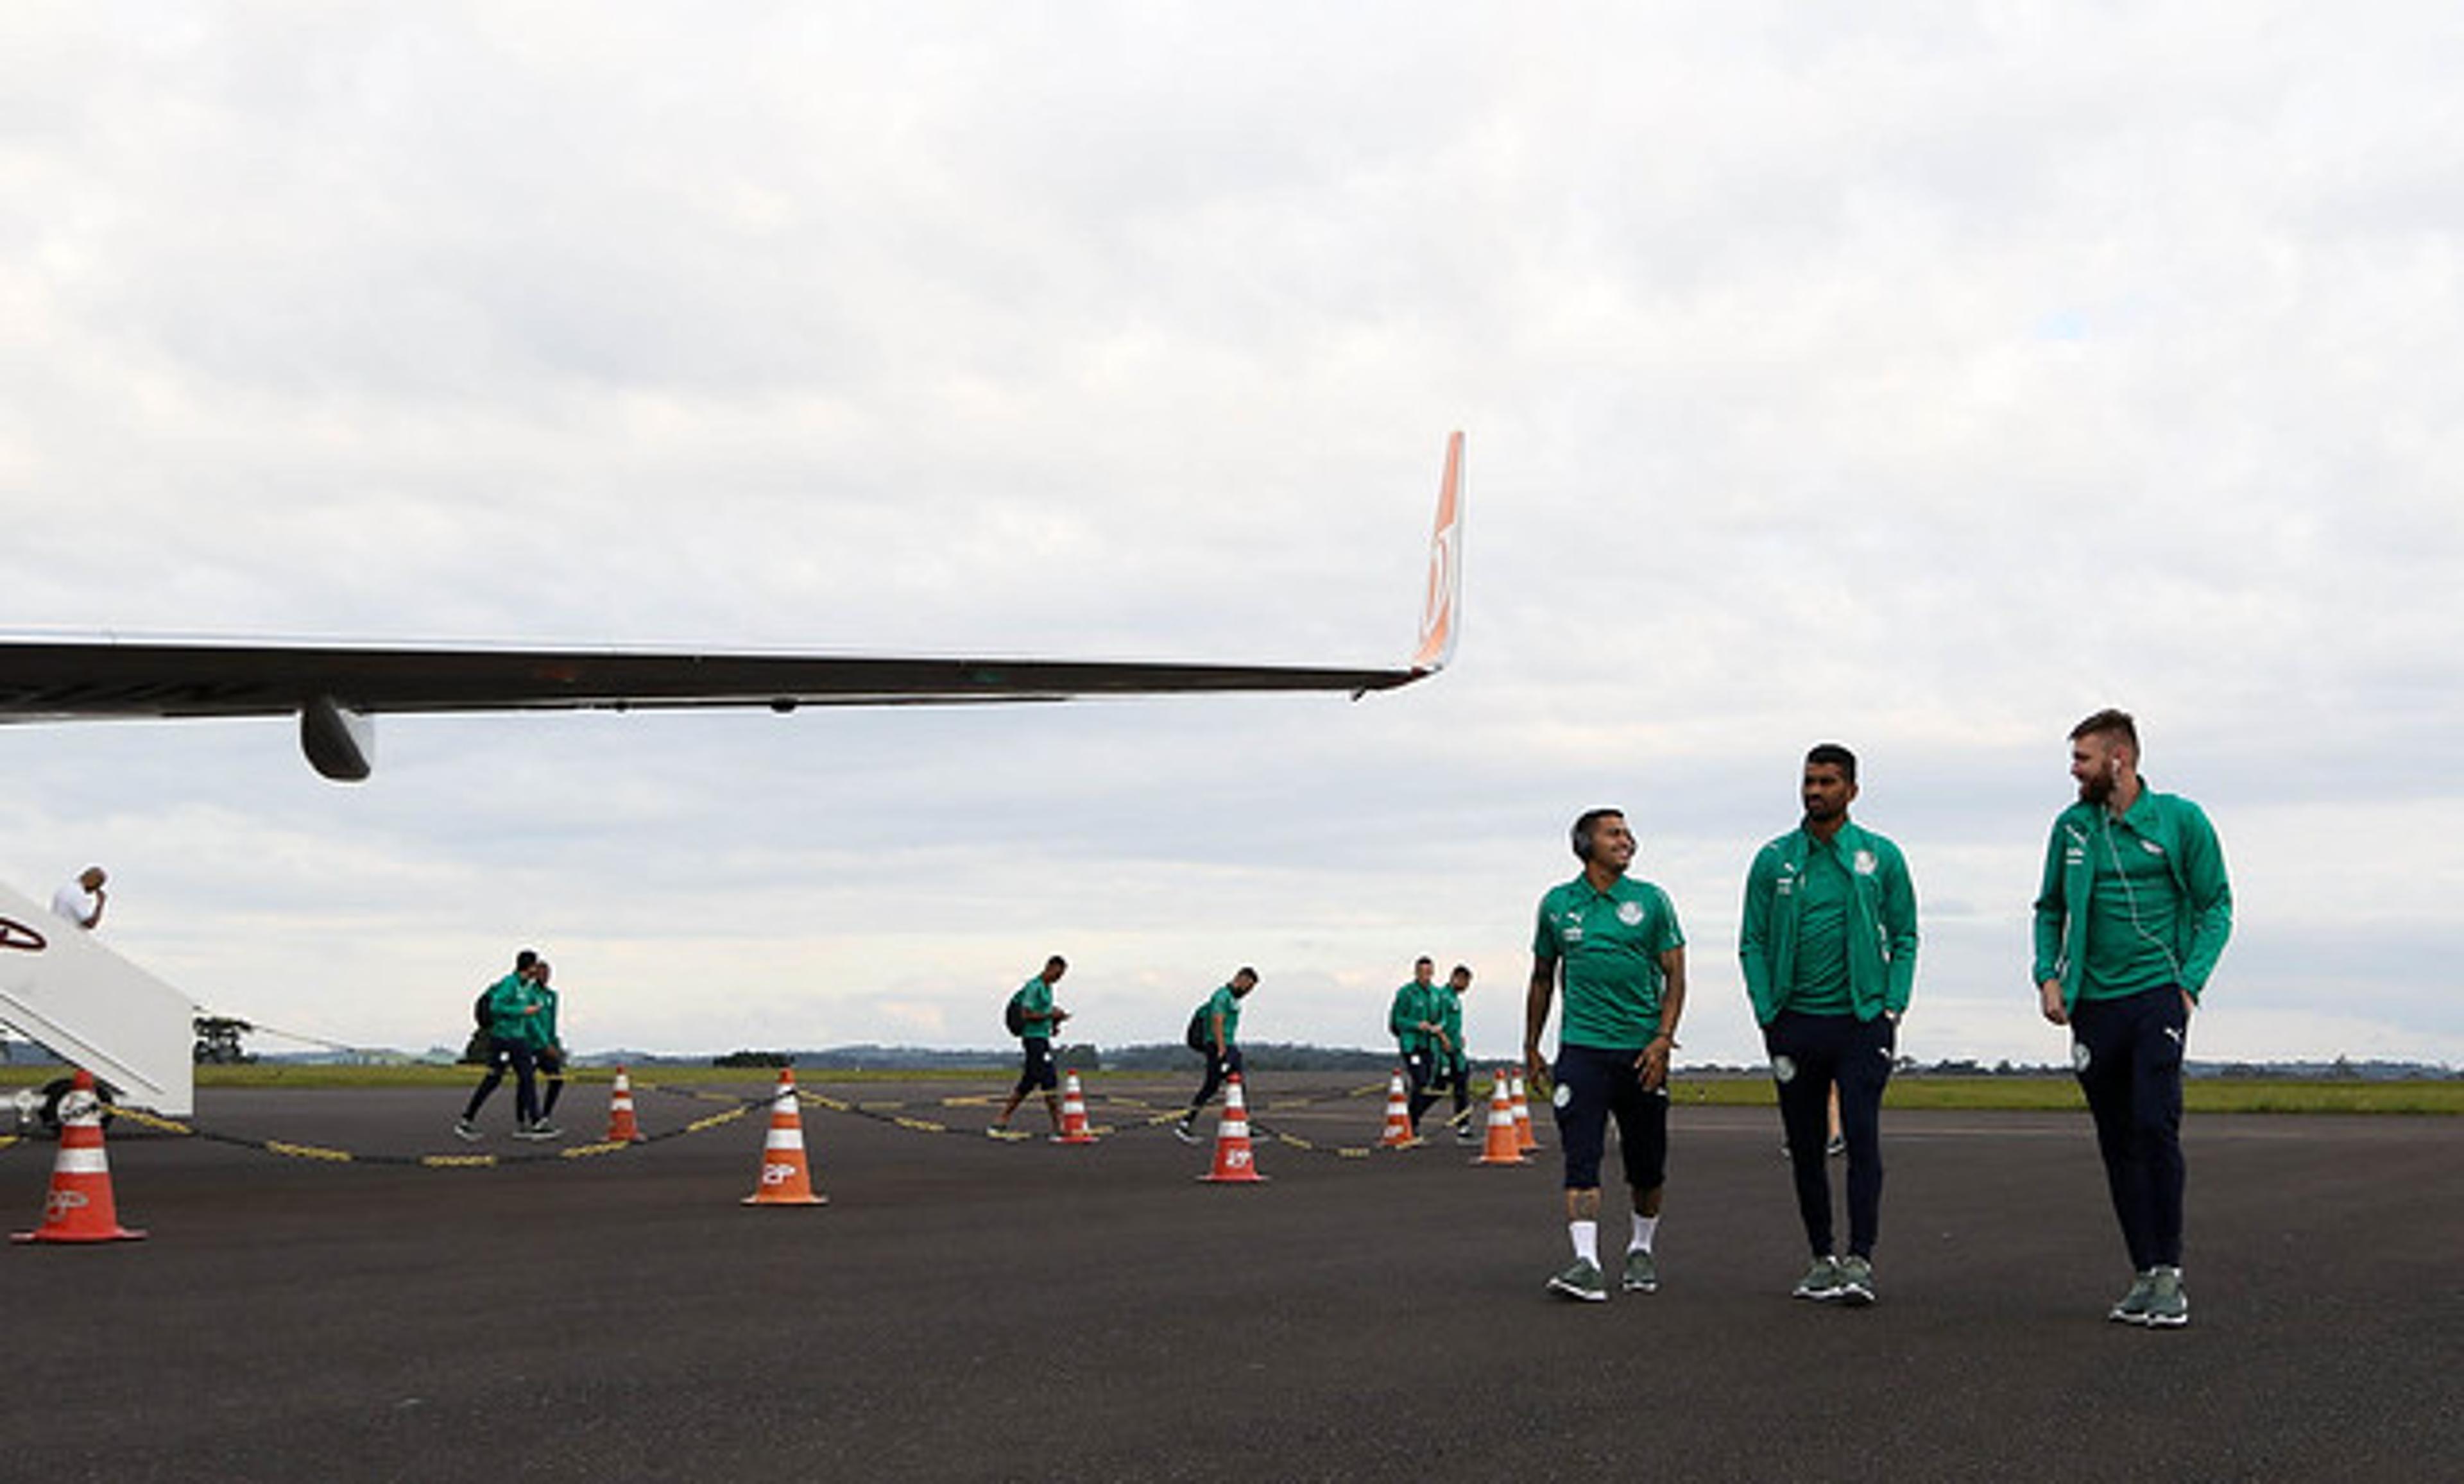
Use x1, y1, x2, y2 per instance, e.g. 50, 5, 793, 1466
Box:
265, 1141, 354, 1163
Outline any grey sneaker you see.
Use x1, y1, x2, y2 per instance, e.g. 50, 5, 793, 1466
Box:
1835, 1254, 1876, 1306
1826, 1134, 1847, 1158
1547, 1257, 1608, 1302
1620, 1248, 1659, 1294
513, 1121, 561, 1141
2109, 1269, 2158, 1325
1793, 1255, 1842, 1301
2143, 1267, 2188, 1328
1171, 1118, 1199, 1145
451, 1118, 482, 1143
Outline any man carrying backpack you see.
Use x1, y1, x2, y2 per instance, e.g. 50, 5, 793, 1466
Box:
1174, 967, 1258, 1143
991, 955, 1072, 1138
454, 949, 558, 1141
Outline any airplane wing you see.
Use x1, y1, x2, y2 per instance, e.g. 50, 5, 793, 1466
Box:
0, 434, 1464, 780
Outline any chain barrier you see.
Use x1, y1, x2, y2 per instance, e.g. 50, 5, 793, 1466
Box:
8, 1073, 1498, 1172
89, 1089, 771, 1169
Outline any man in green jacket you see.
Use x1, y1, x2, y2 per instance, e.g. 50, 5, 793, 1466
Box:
1740, 743, 1917, 1306
533, 959, 567, 1129
454, 949, 556, 1141
1387, 957, 1444, 1142
2033, 709, 2232, 1329
1433, 964, 1475, 1141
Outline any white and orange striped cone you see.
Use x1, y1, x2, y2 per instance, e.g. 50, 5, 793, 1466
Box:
1473, 1066, 1529, 1166
12, 1070, 145, 1244
1378, 1069, 1417, 1148
741, 1068, 827, 1206
1197, 1073, 1268, 1184
604, 1066, 644, 1143
1510, 1068, 1542, 1153
1053, 1070, 1099, 1145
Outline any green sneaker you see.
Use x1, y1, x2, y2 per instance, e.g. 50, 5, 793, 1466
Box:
1835, 1254, 1876, 1307
1546, 1257, 1607, 1302
2143, 1267, 2189, 1328
1792, 1256, 1842, 1301
2109, 1269, 2157, 1325
1621, 1247, 1659, 1294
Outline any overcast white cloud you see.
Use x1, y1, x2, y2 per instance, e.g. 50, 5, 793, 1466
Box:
4, 3, 2460, 1069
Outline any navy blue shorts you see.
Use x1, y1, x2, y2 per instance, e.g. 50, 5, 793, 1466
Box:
1550, 1042, 1670, 1192
1013, 1037, 1057, 1095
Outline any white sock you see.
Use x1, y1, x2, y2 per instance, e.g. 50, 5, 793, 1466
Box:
1630, 1213, 1659, 1253
1568, 1220, 1599, 1266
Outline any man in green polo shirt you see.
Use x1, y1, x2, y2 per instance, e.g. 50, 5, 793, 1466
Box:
1740, 743, 1917, 1306
1174, 968, 1258, 1143
991, 955, 1072, 1138
1525, 807, 1688, 1302
2033, 709, 2232, 1329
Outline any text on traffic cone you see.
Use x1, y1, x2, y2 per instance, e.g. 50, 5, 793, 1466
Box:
13, 1070, 146, 1244
1198, 1073, 1268, 1184
742, 1068, 827, 1206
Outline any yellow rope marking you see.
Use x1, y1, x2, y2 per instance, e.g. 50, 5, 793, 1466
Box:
420, 1154, 499, 1168
558, 1141, 631, 1159
264, 1140, 354, 1163
893, 1117, 947, 1133
104, 1107, 195, 1136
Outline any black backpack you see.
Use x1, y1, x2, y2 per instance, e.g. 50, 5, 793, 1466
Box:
473, 985, 494, 1031
1004, 990, 1027, 1036
1185, 1005, 1210, 1052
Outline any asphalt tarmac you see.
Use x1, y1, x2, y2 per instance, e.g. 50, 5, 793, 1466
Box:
1, 1075, 2456, 1483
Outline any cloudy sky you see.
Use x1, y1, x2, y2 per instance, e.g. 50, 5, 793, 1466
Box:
5, 4, 2459, 1070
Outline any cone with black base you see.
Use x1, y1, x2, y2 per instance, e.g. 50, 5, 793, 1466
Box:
13, 1070, 145, 1244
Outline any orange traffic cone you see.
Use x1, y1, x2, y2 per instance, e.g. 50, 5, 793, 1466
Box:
1473, 1066, 1529, 1166
1054, 1070, 1098, 1145
12, 1070, 145, 1244
1378, 1069, 1418, 1148
1197, 1073, 1268, 1184
741, 1068, 826, 1206
1510, 1068, 1542, 1153
604, 1066, 644, 1143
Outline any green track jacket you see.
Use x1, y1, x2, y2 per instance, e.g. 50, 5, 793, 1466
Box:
1739, 821, 1918, 1026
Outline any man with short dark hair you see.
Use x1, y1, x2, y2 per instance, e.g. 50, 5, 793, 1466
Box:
1526, 808, 1687, 1302
2033, 709, 2232, 1328
532, 959, 567, 1126
1740, 744, 1917, 1306
1174, 968, 1258, 1143
454, 950, 556, 1142
1435, 964, 1476, 1141
992, 955, 1072, 1138
1387, 956, 1444, 1143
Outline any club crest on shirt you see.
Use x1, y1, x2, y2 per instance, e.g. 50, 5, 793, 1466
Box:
1616, 900, 1645, 926
1853, 849, 1878, 875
